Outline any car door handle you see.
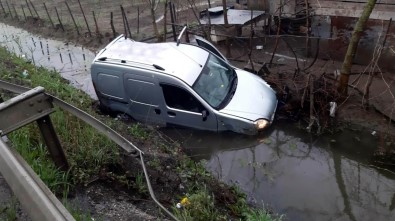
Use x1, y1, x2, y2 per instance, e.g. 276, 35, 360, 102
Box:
154, 108, 161, 115
167, 111, 176, 117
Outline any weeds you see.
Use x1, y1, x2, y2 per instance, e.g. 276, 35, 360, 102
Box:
63, 200, 102, 221
174, 187, 225, 221
243, 208, 284, 221
0, 197, 18, 221
231, 186, 284, 221
177, 157, 211, 182
147, 157, 162, 170
129, 123, 150, 140
8, 128, 70, 195
135, 172, 148, 194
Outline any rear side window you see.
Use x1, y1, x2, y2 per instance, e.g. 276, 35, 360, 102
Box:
161, 84, 204, 113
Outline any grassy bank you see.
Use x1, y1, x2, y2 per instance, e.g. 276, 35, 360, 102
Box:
0, 46, 282, 220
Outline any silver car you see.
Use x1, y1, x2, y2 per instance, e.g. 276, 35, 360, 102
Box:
91, 35, 277, 135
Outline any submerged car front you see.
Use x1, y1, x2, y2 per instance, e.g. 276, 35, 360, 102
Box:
217, 68, 277, 135
192, 54, 277, 135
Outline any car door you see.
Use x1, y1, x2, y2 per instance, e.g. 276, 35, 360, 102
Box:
194, 36, 228, 63
160, 83, 217, 131
124, 72, 165, 125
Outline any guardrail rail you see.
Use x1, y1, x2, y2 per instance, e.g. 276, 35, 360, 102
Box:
0, 80, 179, 221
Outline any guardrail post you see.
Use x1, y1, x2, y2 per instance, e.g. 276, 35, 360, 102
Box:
0, 86, 69, 171
37, 115, 69, 171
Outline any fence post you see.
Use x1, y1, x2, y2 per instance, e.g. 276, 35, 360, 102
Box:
110, 11, 116, 38
120, 5, 132, 38
21, 4, 27, 21
121, 5, 127, 37
0, 1, 6, 16
11, 3, 18, 21
5, 1, 13, 18
65, 1, 80, 35
92, 11, 99, 34
43, 3, 54, 28
25, 0, 33, 17
77, 0, 91, 37
169, 1, 176, 41
137, 6, 140, 34
29, 0, 40, 19
55, 7, 64, 31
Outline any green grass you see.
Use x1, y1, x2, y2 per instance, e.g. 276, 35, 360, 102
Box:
174, 187, 225, 221
173, 185, 284, 221
8, 128, 70, 194
0, 197, 18, 221
129, 122, 150, 140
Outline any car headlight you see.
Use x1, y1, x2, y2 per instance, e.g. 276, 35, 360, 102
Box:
254, 119, 270, 130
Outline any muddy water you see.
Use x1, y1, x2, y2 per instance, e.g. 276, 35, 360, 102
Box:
0, 23, 97, 99
163, 122, 395, 221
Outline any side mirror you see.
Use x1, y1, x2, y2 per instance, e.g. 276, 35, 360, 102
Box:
202, 110, 208, 121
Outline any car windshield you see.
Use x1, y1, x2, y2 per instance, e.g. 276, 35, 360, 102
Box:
192, 54, 237, 109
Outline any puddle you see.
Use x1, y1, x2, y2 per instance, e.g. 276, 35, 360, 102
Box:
162, 122, 395, 221
0, 23, 97, 99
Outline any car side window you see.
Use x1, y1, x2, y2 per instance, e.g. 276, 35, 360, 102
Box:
161, 84, 205, 113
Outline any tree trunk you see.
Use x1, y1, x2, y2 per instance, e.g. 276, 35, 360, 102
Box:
337, 0, 377, 95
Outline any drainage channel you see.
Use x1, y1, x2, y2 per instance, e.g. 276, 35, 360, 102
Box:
0, 22, 97, 99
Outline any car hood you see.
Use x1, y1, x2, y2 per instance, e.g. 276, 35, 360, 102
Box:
219, 69, 277, 121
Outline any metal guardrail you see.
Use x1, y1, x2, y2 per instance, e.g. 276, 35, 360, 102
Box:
0, 80, 179, 221
0, 138, 75, 221
0, 86, 69, 171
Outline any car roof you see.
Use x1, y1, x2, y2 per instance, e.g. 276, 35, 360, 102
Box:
95, 36, 209, 86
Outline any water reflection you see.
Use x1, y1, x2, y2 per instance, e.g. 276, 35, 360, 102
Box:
163, 123, 395, 221
0, 23, 97, 99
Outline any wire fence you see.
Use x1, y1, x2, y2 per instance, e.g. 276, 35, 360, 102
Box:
0, 0, 226, 40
